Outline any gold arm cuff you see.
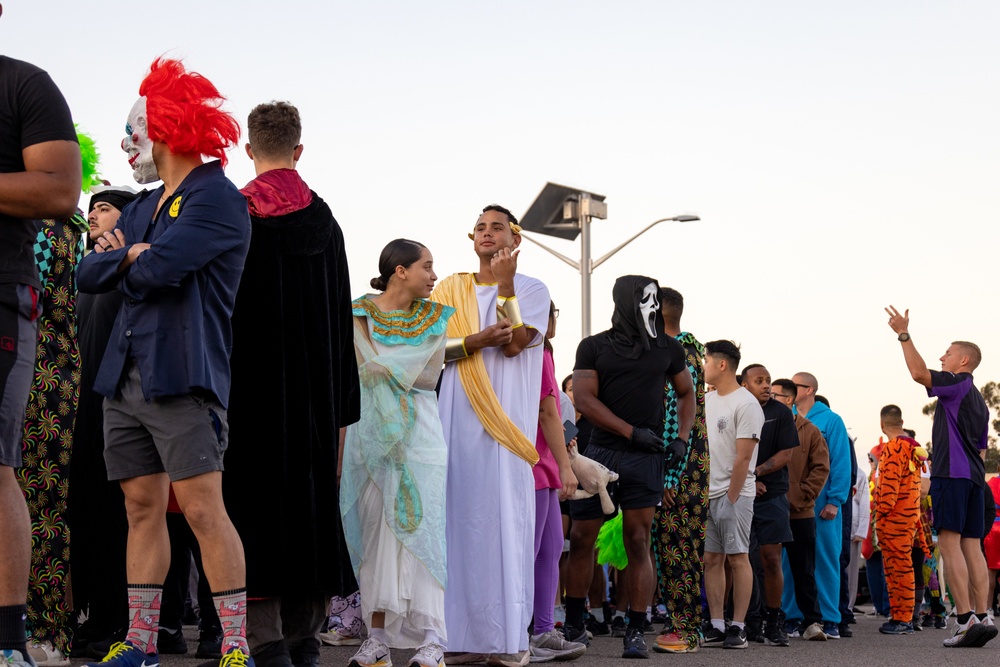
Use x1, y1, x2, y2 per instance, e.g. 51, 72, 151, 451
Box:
500, 295, 524, 329
445, 337, 470, 362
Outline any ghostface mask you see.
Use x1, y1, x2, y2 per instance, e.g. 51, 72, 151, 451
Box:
608, 275, 667, 359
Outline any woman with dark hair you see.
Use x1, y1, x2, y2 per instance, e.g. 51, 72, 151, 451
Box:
340, 239, 455, 667
529, 302, 584, 661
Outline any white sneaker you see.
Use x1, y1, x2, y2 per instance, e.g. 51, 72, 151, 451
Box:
408, 644, 445, 667
968, 614, 998, 647
528, 631, 585, 662
321, 630, 364, 647
802, 623, 826, 642
943, 616, 985, 648
26, 642, 67, 667
349, 638, 393, 667
485, 651, 528, 667
0, 650, 38, 667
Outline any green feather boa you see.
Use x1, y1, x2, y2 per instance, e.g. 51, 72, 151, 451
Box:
595, 511, 628, 570
75, 126, 101, 193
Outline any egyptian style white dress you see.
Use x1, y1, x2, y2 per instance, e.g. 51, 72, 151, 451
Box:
341, 296, 454, 647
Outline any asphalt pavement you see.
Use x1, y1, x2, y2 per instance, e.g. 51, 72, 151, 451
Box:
92, 606, 998, 667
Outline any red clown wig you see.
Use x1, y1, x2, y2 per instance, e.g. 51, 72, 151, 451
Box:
139, 58, 240, 167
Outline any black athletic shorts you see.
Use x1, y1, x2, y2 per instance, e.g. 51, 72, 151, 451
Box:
752, 493, 794, 546
569, 444, 664, 521
931, 477, 985, 539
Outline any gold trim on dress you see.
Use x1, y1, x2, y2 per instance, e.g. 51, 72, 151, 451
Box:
354, 297, 447, 340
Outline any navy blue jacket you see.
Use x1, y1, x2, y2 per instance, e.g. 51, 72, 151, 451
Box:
78, 161, 251, 407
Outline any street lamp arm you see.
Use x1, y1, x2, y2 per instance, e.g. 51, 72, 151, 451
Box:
518, 231, 581, 270
591, 217, 679, 270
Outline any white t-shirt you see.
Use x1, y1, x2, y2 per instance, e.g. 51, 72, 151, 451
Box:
706, 387, 765, 499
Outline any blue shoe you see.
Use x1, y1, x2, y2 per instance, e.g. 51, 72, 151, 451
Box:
220, 646, 255, 667
822, 622, 840, 640
783, 619, 802, 638
879, 620, 914, 635
82, 642, 157, 667
621, 628, 649, 659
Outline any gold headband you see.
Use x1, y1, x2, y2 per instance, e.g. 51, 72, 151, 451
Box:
468, 221, 523, 241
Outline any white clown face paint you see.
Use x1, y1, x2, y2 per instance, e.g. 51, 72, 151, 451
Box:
122, 97, 158, 184
639, 282, 659, 339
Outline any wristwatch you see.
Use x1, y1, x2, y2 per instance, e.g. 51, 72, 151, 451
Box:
898, 332, 911, 342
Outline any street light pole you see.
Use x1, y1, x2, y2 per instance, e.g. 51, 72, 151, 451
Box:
591, 214, 699, 271
579, 193, 594, 338
519, 210, 698, 337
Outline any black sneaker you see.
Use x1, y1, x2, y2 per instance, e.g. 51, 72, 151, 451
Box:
561, 623, 590, 646
610, 617, 627, 638
837, 623, 853, 638
920, 615, 935, 628
723, 626, 748, 649
584, 616, 610, 637
197, 631, 223, 660
934, 615, 947, 629
641, 619, 654, 635
158, 627, 189, 654
70, 623, 115, 658
702, 626, 726, 646
251, 640, 292, 667
288, 637, 320, 667
745, 622, 762, 644
763, 620, 789, 647
621, 628, 649, 659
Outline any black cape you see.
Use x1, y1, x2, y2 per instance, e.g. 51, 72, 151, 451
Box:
224, 192, 361, 598
68, 291, 129, 628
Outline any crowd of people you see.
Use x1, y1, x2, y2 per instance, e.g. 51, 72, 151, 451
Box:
2, 22, 1000, 667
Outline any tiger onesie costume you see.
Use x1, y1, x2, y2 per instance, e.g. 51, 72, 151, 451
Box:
874, 435, 924, 623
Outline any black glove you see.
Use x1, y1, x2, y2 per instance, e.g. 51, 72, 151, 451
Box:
664, 437, 688, 471
630, 427, 665, 454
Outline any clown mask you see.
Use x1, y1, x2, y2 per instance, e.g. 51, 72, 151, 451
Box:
639, 282, 659, 339
122, 97, 158, 184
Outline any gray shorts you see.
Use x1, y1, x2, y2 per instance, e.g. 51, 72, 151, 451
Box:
103, 361, 229, 481
706, 494, 754, 555
0, 284, 38, 468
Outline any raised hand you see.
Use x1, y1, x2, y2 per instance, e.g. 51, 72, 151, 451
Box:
884, 305, 909, 335
490, 247, 519, 285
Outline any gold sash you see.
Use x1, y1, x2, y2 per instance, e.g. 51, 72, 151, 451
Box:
433, 273, 539, 466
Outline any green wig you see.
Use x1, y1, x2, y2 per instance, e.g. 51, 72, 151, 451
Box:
76, 125, 101, 193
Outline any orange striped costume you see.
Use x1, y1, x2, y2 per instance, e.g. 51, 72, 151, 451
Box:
874, 435, 923, 622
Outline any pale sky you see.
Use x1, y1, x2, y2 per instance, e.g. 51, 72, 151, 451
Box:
5, 1, 999, 471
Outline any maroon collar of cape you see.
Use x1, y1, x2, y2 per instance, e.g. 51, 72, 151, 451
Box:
241, 168, 314, 218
